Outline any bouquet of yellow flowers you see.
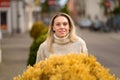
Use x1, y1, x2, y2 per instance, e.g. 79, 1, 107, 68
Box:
13, 53, 120, 80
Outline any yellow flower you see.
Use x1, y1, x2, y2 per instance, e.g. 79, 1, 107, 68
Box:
13, 53, 120, 80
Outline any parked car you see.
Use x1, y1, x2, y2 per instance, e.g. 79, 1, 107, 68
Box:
79, 17, 92, 28
92, 19, 103, 31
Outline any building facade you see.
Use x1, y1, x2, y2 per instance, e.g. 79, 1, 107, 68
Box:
68, 0, 118, 22
0, 0, 34, 35
0, 0, 11, 34
84, 0, 105, 21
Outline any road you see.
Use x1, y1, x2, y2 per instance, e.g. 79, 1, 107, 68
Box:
77, 27, 120, 77
0, 33, 33, 80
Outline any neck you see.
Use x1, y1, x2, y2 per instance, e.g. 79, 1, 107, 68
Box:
54, 34, 70, 44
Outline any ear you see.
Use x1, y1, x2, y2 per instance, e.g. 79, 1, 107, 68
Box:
53, 26, 55, 31
52, 26, 55, 32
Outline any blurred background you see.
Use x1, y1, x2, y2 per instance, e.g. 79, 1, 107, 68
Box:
0, 0, 120, 80
0, 0, 120, 34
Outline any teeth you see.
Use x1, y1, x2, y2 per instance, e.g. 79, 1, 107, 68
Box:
60, 30, 65, 32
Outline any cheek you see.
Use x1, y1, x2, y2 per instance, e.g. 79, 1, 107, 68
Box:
53, 26, 57, 31
67, 26, 70, 31
53, 25, 56, 30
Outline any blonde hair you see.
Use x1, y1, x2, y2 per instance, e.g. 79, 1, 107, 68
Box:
46, 12, 78, 52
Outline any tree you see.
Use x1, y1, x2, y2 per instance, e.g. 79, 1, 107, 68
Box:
100, 0, 110, 15
59, 4, 70, 15
41, 0, 49, 13
34, 0, 40, 6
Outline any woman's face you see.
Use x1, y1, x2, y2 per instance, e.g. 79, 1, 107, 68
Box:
53, 16, 70, 38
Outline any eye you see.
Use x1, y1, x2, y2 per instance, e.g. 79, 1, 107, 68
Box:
63, 22, 68, 26
56, 23, 61, 26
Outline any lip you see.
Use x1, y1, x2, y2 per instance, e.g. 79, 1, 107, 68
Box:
59, 29, 66, 32
59, 31, 66, 34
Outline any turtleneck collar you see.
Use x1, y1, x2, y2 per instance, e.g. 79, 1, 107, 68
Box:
53, 34, 70, 44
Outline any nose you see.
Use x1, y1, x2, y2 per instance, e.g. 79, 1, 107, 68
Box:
60, 24, 64, 28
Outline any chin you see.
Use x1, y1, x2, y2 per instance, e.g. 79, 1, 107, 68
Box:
57, 33, 68, 38
60, 35, 67, 38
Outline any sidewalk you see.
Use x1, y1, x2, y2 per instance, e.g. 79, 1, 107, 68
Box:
76, 26, 120, 41
0, 33, 33, 80
108, 32, 120, 41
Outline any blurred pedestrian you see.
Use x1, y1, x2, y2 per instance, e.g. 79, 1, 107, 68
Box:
36, 12, 88, 62
105, 15, 113, 32
92, 15, 103, 31
113, 14, 120, 32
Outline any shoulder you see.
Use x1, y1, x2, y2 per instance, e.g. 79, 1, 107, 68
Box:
39, 41, 48, 49
76, 36, 88, 53
71, 36, 86, 46
76, 36, 86, 45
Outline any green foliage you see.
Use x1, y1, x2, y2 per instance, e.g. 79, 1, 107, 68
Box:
60, 4, 70, 15
112, 6, 120, 14
41, 0, 50, 13
30, 22, 48, 40
99, 0, 108, 15
28, 21, 48, 66
27, 34, 47, 66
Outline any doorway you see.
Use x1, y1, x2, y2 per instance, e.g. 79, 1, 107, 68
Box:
0, 11, 7, 30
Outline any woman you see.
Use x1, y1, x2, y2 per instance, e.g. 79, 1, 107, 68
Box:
36, 12, 88, 63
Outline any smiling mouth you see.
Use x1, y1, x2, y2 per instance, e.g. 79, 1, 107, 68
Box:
59, 31, 66, 33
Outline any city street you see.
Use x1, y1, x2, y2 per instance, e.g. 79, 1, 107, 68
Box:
76, 27, 120, 78
0, 27, 120, 80
0, 33, 33, 80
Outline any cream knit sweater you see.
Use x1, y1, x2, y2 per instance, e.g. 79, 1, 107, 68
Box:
36, 35, 88, 63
